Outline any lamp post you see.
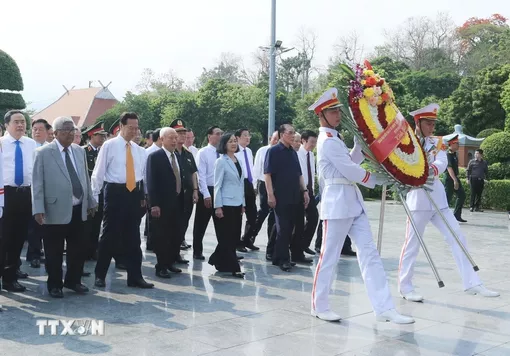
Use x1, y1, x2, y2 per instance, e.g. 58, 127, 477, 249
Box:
268, 0, 277, 140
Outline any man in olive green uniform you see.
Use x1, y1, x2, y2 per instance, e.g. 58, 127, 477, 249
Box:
170, 119, 199, 265
82, 122, 108, 261
444, 135, 467, 223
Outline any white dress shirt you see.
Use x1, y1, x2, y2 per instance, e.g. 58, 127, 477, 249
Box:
185, 145, 198, 160
162, 147, 181, 174
55, 140, 82, 205
235, 145, 254, 184
0, 132, 37, 186
297, 145, 316, 193
145, 143, 161, 155
196, 144, 218, 199
91, 136, 146, 197
253, 144, 271, 183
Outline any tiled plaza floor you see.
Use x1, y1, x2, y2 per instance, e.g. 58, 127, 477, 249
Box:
1, 201, 509, 356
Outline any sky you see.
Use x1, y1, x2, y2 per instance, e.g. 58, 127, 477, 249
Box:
1, 0, 509, 112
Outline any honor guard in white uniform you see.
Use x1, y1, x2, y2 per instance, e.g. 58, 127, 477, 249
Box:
398, 103, 499, 302
310, 88, 414, 324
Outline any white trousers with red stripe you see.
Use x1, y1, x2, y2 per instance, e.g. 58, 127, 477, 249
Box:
398, 208, 482, 294
311, 213, 395, 315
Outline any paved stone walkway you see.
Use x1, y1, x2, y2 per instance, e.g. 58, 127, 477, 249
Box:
1, 201, 509, 356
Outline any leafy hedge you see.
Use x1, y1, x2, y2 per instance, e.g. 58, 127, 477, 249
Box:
488, 162, 510, 179
0, 92, 25, 111
480, 131, 510, 164
0, 50, 24, 91
476, 128, 501, 138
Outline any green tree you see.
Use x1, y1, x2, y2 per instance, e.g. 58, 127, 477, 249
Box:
0, 49, 25, 120
477, 128, 502, 138
479, 131, 510, 163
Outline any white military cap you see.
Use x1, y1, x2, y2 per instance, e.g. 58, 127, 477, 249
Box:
308, 88, 343, 115
409, 103, 440, 123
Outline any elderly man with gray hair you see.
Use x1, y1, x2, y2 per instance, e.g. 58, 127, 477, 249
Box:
32, 116, 97, 298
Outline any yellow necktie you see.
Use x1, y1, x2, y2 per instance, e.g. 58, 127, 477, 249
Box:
171, 152, 181, 194
126, 143, 136, 192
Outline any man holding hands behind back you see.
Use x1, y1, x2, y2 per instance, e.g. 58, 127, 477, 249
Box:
32, 117, 97, 298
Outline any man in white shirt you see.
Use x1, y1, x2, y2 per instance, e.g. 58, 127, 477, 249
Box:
0, 110, 37, 292
91, 112, 154, 289
185, 128, 199, 159
144, 128, 162, 251
296, 130, 319, 257
27, 118, 51, 267
234, 128, 259, 251
192, 126, 223, 259
252, 131, 279, 258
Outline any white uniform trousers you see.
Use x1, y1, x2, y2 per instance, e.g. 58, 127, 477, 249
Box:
311, 213, 395, 315
398, 208, 481, 294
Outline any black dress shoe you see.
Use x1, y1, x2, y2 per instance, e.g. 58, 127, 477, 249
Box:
115, 263, 127, 270
232, 272, 245, 278
290, 261, 296, 266
31, 259, 41, 268
127, 278, 154, 289
176, 258, 189, 264
82, 271, 91, 277
168, 266, 182, 273
64, 283, 89, 294
3, 281, 26, 292
341, 250, 357, 257
293, 256, 313, 264
456, 217, 467, 223
94, 278, 106, 287
236, 246, 248, 253
237, 255, 244, 260
280, 263, 292, 272
180, 241, 190, 250
17, 270, 28, 279
193, 254, 205, 260
469, 207, 474, 212
304, 248, 316, 255
156, 269, 171, 279
49, 288, 64, 298
245, 243, 260, 251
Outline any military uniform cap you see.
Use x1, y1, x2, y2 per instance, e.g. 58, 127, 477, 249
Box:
447, 134, 459, 145
108, 118, 121, 136
169, 119, 187, 132
82, 121, 107, 138
409, 103, 440, 123
308, 88, 343, 115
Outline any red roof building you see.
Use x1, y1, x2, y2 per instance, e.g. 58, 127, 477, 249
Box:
31, 86, 118, 128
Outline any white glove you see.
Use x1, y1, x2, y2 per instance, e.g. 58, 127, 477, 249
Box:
373, 173, 390, 186
354, 135, 361, 146
0, 207, 3, 219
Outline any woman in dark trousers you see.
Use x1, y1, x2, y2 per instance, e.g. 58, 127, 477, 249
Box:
209, 133, 245, 278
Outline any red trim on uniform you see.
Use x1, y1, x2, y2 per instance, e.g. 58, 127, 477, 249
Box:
0, 189, 4, 194
413, 112, 437, 121
172, 125, 184, 129
398, 217, 411, 288
312, 220, 328, 311
314, 98, 340, 114
87, 127, 103, 137
431, 164, 438, 177
326, 132, 333, 138
113, 126, 120, 135
362, 171, 370, 183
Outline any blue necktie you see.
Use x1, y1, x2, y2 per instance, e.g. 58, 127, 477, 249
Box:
14, 140, 23, 186
243, 149, 253, 184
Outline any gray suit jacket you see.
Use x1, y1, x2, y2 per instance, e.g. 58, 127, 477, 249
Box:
214, 155, 245, 208
32, 141, 97, 224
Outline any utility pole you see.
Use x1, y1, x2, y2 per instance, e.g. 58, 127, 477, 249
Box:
268, 0, 276, 140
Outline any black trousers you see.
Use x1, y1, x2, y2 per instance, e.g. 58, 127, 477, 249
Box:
179, 194, 194, 244
192, 186, 220, 256
209, 206, 241, 272
152, 201, 181, 271
1, 186, 32, 283
445, 178, 466, 218
26, 218, 44, 262
95, 183, 143, 282
44, 205, 85, 290
240, 179, 257, 245
302, 191, 319, 250
315, 220, 353, 252
469, 178, 485, 209
253, 182, 274, 242
272, 203, 302, 265
85, 191, 104, 259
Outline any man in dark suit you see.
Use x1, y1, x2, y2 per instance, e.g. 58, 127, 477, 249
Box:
32, 117, 98, 298
146, 127, 182, 278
